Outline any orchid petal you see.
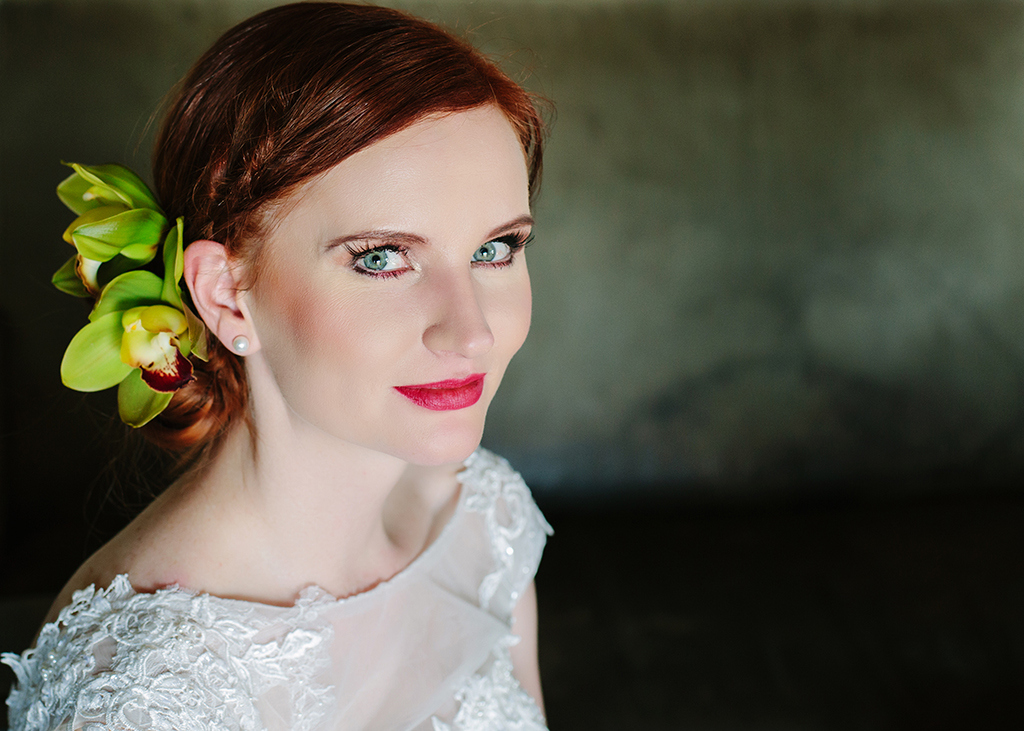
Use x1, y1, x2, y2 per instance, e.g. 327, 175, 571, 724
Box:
120, 306, 189, 373
66, 164, 131, 208
57, 172, 117, 215
95, 254, 144, 292
121, 306, 147, 331
61, 312, 133, 392
141, 349, 193, 392
52, 256, 90, 298
121, 328, 165, 367
161, 217, 185, 309
65, 163, 162, 212
90, 271, 164, 322
118, 368, 173, 427
120, 242, 161, 261
63, 205, 130, 245
140, 305, 188, 335
184, 305, 209, 361
75, 256, 103, 295
69, 207, 168, 263
119, 324, 192, 392
57, 172, 95, 215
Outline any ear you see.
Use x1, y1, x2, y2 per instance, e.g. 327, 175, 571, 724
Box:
183, 240, 261, 354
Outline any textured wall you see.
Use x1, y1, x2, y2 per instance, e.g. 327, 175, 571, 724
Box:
3, 0, 1024, 512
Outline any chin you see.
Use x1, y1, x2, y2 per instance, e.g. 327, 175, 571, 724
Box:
394, 413, 487, 467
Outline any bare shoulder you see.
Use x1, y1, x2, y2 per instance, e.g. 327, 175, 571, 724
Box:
42, 485, 203, 627
43, 536, 126, 626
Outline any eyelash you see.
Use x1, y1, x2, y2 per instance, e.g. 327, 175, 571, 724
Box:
345, 231, 534, 279
481, 231, 535, 269
345, 243, 409, 279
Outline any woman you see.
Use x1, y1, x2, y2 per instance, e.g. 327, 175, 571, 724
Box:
3, 3, 551, 729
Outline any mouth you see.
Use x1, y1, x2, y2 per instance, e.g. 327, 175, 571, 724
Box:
394, 374, 485, 411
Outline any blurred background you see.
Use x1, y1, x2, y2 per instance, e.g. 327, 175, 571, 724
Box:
2, 0, 1024, 728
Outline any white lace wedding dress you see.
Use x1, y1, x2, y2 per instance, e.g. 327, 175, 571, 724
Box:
3, 449, 552, 731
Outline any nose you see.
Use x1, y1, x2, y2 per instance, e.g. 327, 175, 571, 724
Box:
421, 271, 495, 358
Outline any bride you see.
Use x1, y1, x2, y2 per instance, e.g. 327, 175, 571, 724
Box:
3, 3, 551, 729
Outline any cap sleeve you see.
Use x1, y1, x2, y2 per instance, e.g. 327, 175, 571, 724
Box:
459, 449, 553, 621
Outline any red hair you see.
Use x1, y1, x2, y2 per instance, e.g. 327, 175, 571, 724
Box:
143, 2, 546, 455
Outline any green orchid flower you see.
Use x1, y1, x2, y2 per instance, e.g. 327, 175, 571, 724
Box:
57, 192, 209, 426
53, 163, 168, 297
120, 304, 194, 389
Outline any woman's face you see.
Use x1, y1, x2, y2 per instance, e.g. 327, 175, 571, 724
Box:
246, 105, 533, 465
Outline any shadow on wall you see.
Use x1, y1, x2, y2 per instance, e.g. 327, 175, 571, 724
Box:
3, 0, 1024, 593
480, 0, 1024, 497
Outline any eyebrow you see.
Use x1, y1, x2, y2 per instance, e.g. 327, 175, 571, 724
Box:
325, 214, 535, 251
486, 215, 535, 240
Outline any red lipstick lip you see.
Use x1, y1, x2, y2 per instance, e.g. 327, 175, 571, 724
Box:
394, 374, 485, 411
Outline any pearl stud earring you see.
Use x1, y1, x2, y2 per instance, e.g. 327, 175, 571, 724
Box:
232, 335, 250, 354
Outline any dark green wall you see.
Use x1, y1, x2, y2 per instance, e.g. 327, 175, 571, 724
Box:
3, 0, 1024, 541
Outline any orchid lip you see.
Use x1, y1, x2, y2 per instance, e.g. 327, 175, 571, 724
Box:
395, 374, 485, 390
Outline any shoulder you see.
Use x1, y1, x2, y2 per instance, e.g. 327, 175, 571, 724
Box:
459, 449, 546, 513
458, 449, 552, 617
3, 577, 332, 731
5, 577, 232, 731
459, 448, 552, 541
43, 480, 262, 625
42, 535, 133, 627
5, 578, 172, 730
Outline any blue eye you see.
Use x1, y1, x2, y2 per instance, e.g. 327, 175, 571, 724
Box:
354, 247, 405, 274
472, 240, 512, 264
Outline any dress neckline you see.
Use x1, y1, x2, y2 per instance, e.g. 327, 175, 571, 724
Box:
66, 451, 480, 618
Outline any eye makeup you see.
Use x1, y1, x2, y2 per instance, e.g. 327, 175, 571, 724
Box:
345, 243, 410, 278
344, 229, 534, 279
471, 231, 534, 268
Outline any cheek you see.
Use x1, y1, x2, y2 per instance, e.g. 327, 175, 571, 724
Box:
252, 266, 419, 391
253, 267, 330, 360
493, 269, 532, 357
250, 268, 363, 385
277, 292, 321, 357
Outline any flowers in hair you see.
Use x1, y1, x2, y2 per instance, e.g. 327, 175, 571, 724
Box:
55, 163, 208, 427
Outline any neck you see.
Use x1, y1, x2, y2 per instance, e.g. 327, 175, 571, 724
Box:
172, 397, 463, 603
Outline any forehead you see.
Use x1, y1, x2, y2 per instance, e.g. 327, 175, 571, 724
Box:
273, 106, 530, 241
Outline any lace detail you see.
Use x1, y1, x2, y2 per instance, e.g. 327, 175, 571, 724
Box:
460, 450, 553, 614
431, 637, 547, 731
2, 576, 334, 731
4, 449, 549, 731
